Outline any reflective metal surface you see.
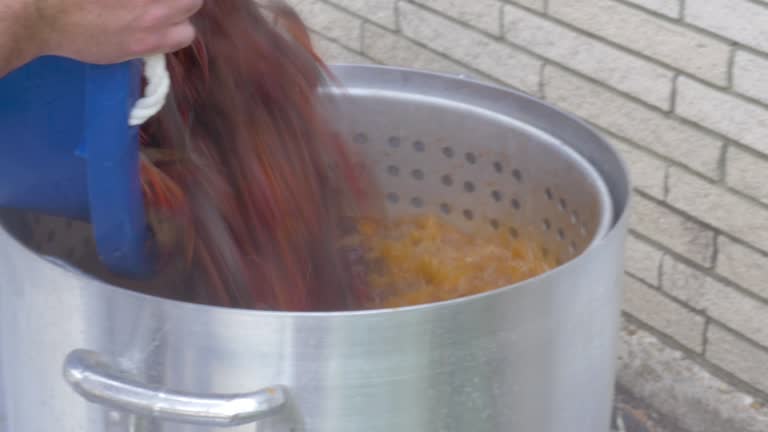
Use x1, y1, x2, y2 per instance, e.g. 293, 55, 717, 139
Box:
0, 64, 630, 432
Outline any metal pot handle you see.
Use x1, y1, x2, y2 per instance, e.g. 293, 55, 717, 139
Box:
62, 349, 287, 427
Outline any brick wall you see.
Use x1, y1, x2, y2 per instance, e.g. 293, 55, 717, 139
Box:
287, 0, 768, 402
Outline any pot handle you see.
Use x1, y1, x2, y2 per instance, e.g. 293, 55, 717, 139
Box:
62, 349, 287, 427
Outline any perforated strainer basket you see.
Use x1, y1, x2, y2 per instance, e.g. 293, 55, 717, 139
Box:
7, 66, 613, 295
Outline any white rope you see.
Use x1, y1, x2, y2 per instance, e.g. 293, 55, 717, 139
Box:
129, 54, 171, 126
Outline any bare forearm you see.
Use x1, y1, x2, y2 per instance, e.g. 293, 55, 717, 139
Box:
0, 2, 46, 77
0, 0, 202, 79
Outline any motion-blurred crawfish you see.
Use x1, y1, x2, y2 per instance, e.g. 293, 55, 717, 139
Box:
137, 0, 377, 311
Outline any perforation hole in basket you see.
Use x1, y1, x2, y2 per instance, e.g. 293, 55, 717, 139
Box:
545, 188, 554, 201
355, 132, 599, 266
509, 227, 519, 239
493, 161, 503, 174
354, 133, 368, 145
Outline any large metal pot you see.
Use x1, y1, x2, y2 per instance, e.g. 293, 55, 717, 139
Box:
0, 65, 630, 432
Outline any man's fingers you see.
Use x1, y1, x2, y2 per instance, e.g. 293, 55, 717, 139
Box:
159, 21, 197, 54
168, 0, 204, 23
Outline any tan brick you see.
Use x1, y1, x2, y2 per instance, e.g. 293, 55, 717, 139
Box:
504, 5, 673, 108
606, 133, 666, 199
716, 236, 768, 301
707, 325, 768, 394
543, 66, 723, 179
549, 0, 729, 85
507, 0, 545, 11
631, 194, 715, 267
325, 0, 397, 29
291, 0, 363, 50
311, 32, 372, 65
686, 0, 768, 52
623, 275, 705, 352
676, 77, 768, 156
667, 166, 768, 252
399, 2, 541, 94
725, 146, 768, 206
624, 0, 680, 18
625, 235, 664, 285
733, 51, 768, 106
362, 24, 475, 77
413, 0, 502, 35
662, 256, 768, 348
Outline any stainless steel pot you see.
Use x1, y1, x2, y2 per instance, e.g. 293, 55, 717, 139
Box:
0, 65, 630, 432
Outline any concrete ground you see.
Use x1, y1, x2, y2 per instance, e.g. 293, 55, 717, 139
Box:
612, 387, 685, 432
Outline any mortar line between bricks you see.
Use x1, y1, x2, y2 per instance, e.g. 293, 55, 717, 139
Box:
394, 0, 401, 31
590, 117, 768, 214
629, 225, 768, 308
655, 249, 665, 287
670, 73, 679, 113
626, 273, 709, 329
498, 2, 505, 40
680, 0, 686, 20
744, 0, 768, 10
709, 319, 768, 356
413, 1, 680, 89
666, 153, 768, 215
502, 2, 733, 89
309, 31, 382, 67
595, 114, 768, 205
733, 43, 768, 65
676, 72, 768, 122
623, 313, 768, 403
404, 1, 768, 121
718, 144, 728, 185
357, 20, 365, 53
538, 63, 547, 99
313, 0, 394, 37
342, 15, 507, 88
727, 45, 736, 89
589, 107, 768, 208
612, 0, 683, 21
702, 318, 710, 357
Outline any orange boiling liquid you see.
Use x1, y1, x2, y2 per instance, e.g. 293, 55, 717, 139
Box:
346, 214, 557, 308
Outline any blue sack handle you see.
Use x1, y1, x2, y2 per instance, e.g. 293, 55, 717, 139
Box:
83, 60, 155, 277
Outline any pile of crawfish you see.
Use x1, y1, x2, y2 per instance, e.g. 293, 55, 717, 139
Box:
138, 0, 377, 311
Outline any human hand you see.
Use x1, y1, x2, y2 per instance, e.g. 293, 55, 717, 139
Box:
32, 0, 204, 64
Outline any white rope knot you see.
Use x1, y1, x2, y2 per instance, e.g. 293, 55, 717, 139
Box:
129, 54, 171, 127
